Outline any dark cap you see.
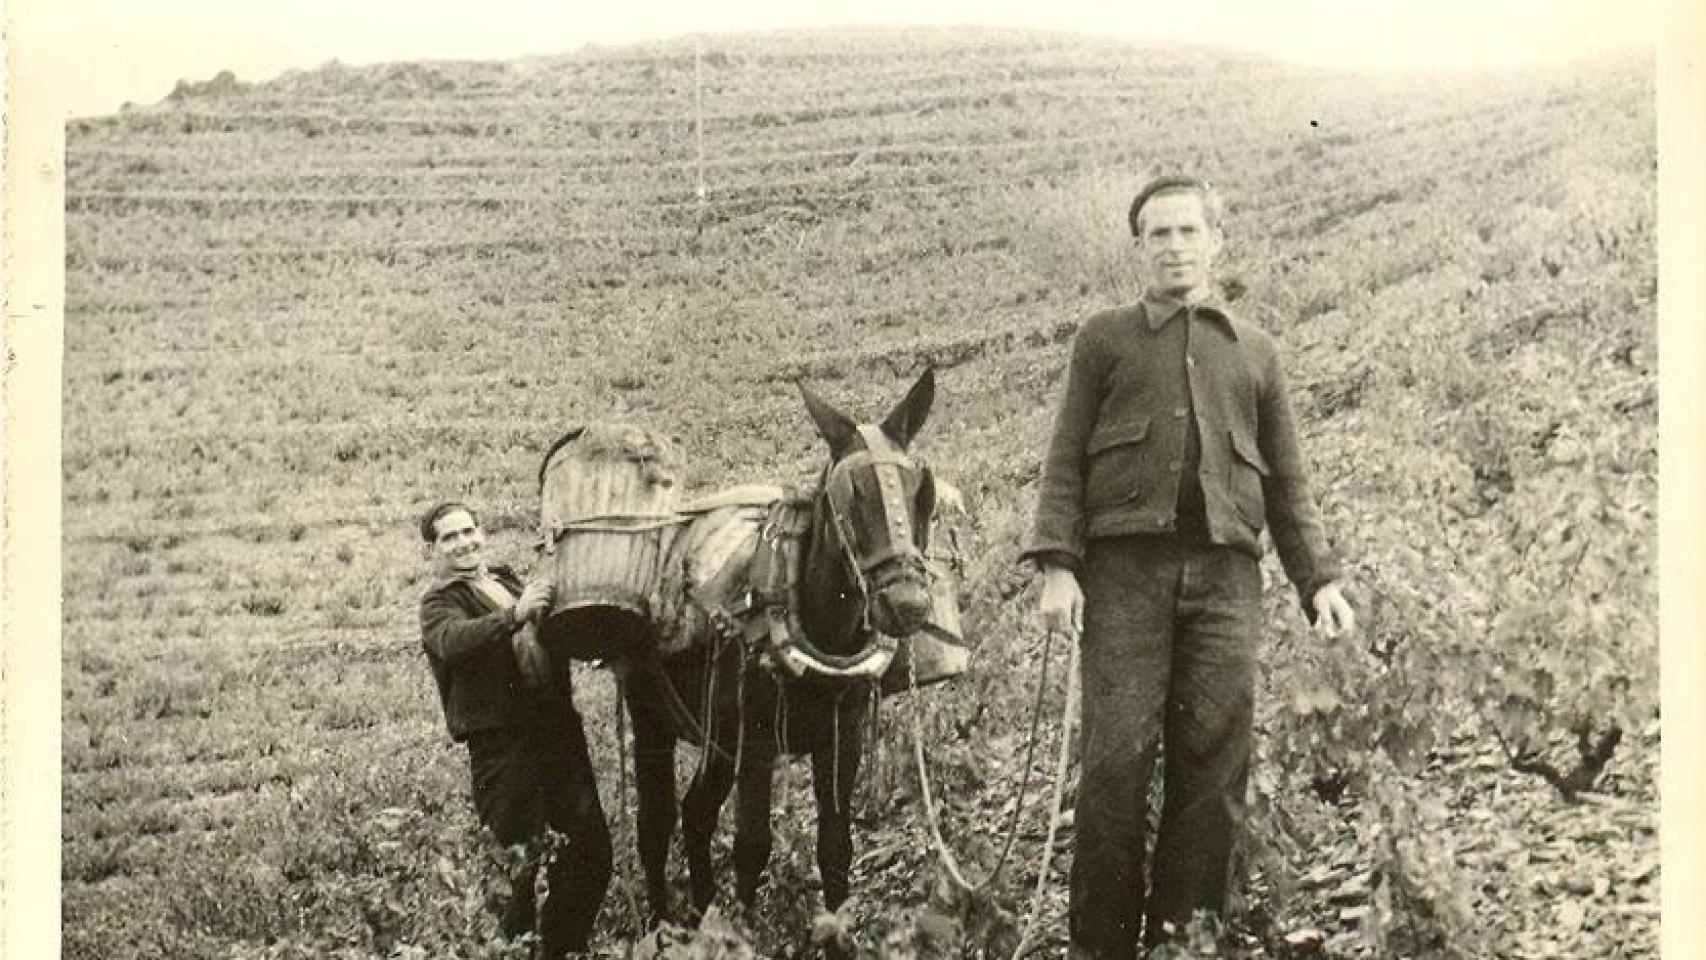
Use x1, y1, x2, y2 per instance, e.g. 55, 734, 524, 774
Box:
1128, 176, 1218, 237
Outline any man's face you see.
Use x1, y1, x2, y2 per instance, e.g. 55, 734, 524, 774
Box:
429, 508, 486, 573
1135, 190, 1223, 298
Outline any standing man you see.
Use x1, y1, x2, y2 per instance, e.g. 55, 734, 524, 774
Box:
1024, 176, 1356, 959
418, 501, 612, 958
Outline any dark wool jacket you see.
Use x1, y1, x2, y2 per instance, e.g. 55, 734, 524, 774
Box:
420, 564, 570, 742
1023, 292, 1341, 608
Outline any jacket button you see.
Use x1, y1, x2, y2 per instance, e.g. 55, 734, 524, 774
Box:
1168, 460, 1183, 472
1156, 518, 1170, 529
1187, 356, 1197, 367
1173, 407, 1187, 418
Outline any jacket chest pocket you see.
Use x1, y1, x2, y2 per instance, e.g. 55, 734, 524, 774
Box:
1084, 417, 1153, 508
1228, 429, 1269, 528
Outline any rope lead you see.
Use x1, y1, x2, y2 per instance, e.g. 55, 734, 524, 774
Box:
1011, 638, 1080, 960
908, 627, 1080, 958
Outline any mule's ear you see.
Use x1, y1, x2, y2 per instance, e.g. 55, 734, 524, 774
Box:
799, 382, 859, 458
880, 367, 936, 449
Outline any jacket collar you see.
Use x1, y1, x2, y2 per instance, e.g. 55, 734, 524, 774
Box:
1139, 288, 1239, 339
433, 562, 516, 592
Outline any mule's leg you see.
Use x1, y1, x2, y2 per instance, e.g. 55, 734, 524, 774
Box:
732, 735, 778, 910
809, 699, 868, 913
681, 745, 737, 919
625, 681, 679, 926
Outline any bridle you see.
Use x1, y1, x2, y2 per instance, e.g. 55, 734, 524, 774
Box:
749, 424, 936, 682
818, 425, 935, 629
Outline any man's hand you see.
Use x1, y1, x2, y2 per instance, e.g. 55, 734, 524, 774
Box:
513, 576, 555, 624
1312, 582, 1356, 639
512, 622, 553, 688
1037, 566, 1085, 639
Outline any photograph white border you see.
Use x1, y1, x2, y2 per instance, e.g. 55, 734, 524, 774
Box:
6, 2, 1700, 956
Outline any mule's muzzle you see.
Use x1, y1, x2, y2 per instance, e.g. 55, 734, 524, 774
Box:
872, 580, 932, 637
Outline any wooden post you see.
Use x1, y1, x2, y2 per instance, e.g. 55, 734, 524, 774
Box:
695, 34, 706, 209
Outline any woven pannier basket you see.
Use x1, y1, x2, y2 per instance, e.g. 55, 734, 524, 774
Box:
880, 478, 972, 696
536, 423, 684, 660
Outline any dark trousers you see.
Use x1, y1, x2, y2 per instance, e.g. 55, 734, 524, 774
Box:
1069, 537, 1262, 960
466, 710, 612, 958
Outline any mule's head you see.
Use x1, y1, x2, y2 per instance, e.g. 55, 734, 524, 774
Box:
800, 368, 938, 640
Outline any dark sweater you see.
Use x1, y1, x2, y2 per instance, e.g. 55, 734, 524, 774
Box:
1024, 290, 1340, 608
419, 564, 570, 741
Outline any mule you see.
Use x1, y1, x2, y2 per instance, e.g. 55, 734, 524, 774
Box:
620, 368, 939, 938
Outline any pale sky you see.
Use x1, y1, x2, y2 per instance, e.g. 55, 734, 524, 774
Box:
9, 0, 1659, 120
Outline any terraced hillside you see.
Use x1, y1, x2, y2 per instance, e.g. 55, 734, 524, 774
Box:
62, 28, 1657, 960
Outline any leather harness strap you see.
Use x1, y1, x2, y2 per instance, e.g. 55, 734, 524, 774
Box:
748, 489, 808, 609
747, 485, 899, 681
841, 426, 932, 583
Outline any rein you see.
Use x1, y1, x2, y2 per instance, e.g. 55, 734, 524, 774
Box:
907, 628, 1080, 960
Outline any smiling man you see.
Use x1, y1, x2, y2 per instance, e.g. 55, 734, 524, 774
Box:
418, 501, 611, 958
1024, 176, 1356, 958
